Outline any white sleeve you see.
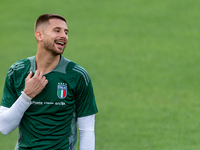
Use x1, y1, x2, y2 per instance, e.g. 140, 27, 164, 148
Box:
78, 114, 95, 150
0, 92, 32, 135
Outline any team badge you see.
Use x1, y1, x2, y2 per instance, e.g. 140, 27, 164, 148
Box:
57, 84, 67, 99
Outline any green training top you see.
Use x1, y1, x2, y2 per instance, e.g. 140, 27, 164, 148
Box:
1, 55, 98, 150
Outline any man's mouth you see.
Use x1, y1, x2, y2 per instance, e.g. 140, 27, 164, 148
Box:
55, 40, 66, 47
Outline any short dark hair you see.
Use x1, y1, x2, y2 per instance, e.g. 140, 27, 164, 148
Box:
34, 14, 67, 32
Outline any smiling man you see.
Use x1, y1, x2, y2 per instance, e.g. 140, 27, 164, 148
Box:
0, 14, 98, 150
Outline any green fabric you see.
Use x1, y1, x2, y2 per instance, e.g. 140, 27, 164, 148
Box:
1, 55, 98, 150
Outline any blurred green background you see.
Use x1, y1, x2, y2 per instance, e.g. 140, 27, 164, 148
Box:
0, 0, 200, 149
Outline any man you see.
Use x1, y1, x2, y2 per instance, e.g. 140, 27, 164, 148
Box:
0, 14, 98, 150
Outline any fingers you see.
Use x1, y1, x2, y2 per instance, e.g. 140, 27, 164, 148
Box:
41, 74, 48, 86
34, 70, 48, 86
24, 70, 48, 98
26, 71, 33, 80
43, 77, 48, 85
34, 70, 44, 81
34, 70, 41, 78
34, 71, 48, 86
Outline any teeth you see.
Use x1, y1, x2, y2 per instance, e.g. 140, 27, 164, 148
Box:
56, 42, 64, 45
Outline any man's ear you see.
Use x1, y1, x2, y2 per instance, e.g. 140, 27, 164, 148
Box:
35, 31, 43, 42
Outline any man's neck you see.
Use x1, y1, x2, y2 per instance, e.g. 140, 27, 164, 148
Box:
35, 52, 61, 75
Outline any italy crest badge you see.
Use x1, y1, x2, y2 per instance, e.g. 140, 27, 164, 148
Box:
57, 84, 67, 99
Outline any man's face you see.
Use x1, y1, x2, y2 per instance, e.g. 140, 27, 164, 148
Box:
42, 18, 69, 56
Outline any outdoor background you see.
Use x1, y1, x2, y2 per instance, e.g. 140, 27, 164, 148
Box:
0, 0, 200, 149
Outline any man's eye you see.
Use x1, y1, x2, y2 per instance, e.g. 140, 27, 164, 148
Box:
55, 30, 60, 32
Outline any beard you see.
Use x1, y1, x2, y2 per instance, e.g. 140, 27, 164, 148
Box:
43, 37, 66, 56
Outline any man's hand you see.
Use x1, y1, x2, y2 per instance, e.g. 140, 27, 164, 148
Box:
24, 70, 48, 98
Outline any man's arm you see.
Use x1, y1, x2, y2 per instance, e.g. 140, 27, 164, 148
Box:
0, 70, 48, 135
0, 92, 32, 135
78, 114, 95, 150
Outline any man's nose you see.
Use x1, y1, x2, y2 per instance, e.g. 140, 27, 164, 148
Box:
60, 31, 67, 38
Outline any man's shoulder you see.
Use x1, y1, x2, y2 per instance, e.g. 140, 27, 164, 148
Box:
66, 60, 91, 86
61, 56, 84, 72
10, 57, 31, 71
65, 59, 89, 75
55, 56, 91, 85
7, 57, 31, 78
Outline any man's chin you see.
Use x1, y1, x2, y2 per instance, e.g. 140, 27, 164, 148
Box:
52, 49, 64, 56
44, 47, 65, 56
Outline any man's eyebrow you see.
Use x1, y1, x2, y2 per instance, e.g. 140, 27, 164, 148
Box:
53, 27, 69, 32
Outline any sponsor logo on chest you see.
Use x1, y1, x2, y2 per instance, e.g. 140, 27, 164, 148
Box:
57, 83, 67, 99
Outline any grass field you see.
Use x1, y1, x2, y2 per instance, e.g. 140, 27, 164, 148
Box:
0, 0, 200, 149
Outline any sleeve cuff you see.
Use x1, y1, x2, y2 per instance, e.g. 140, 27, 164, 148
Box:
21, 91, 32, 103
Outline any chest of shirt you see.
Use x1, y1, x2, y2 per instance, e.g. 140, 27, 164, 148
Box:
17, 72, 78, 114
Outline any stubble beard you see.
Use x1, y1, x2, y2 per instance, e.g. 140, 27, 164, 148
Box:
43, 38, 65, 56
